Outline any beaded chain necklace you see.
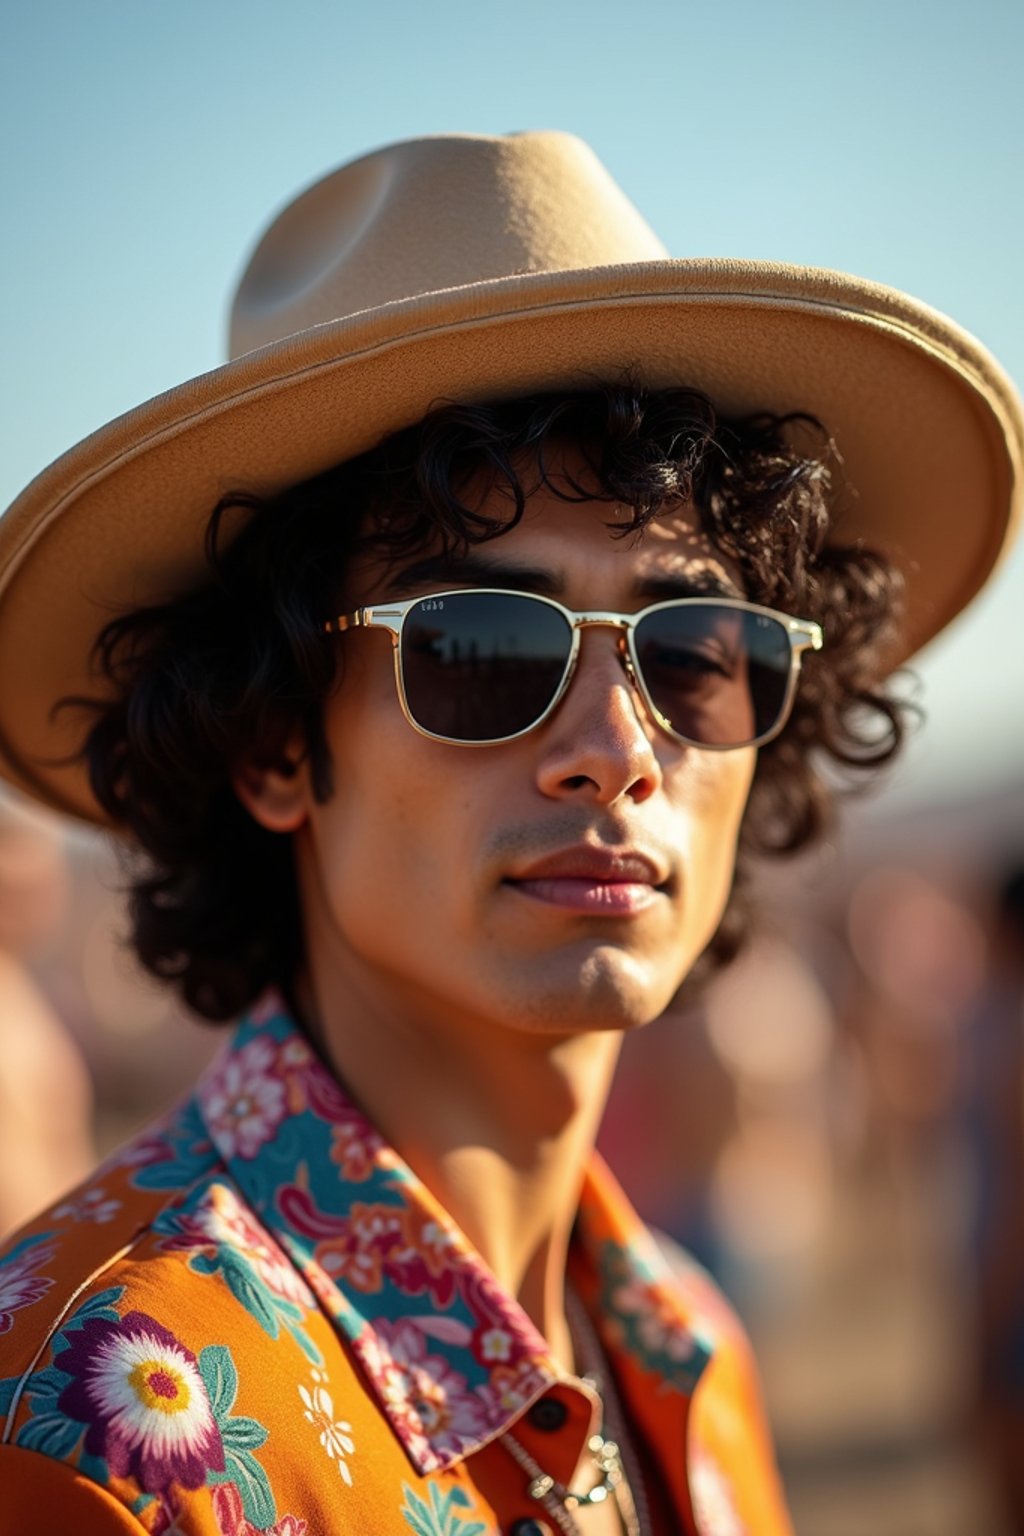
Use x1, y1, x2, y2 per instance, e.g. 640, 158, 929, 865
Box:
501, 1290, 650, 1536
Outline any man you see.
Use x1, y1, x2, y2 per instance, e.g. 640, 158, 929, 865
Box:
0, 132, 1019, 1535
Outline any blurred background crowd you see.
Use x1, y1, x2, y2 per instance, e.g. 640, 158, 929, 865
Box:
2, 756, 1023, 1536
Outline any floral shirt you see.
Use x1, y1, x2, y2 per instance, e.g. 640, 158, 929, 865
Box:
0, 994, 793, 1535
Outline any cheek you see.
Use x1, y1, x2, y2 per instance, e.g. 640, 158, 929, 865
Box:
312, 754, 420, 899
674, 750, 755, 940
301, 767, 443, 974
308, 671, 481, 943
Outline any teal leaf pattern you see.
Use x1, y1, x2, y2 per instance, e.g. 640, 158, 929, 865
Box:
18, 1363, 79, 1456
224, 1448, 276, 1528
129, 1101, 218, 1191
199, 1343, 275, 1529
13, 1286, 123, 1455
207, 1245, 322, 1366
199, 1343, 238, 1419
596, 1237, 711, 1392
69, 1286, 124, 1327
17, 1410, 82, 1460
221, 1414, 269, 1453
79, 1449, 112, 1486
400, 1482, 486, 1536
24, 1364, 69, 1402
0, 1231, 54, 1267
155, 1185, 324, 1367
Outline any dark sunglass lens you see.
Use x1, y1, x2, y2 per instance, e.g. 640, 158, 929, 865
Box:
634, 605, 791, 746
400, 593, 573, 741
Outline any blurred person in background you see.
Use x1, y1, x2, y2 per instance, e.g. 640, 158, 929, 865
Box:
0, 797, 94, 1237
963, 865, 1024, 1528
0, 131, 1020, 1535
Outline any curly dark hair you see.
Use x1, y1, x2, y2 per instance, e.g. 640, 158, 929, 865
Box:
76, 380, 908, 1021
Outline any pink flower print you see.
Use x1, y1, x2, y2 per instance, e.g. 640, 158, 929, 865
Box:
200, 1037, 287, 1159
419, 1220, 459, 1266
356, 1318, 489, 1464
478, 1327, 513, 1363
274, 1185, 377, 1296
329, 1112, 389, 1182
276, 1036, 315, 1116
611, 1277, 697, 1364
295, 1049, 354, 1124
380, 1211, 459, 1310
279, 1187, 411, 1296
477, 1360, 549, 1421
212, 1481, 308, 1535
336, 1202, 404, 1293
56, 1311, 224, 1491
164, 1184, 312, 1308
265, 1026, 350, 1123
0, 1241, 55, 1334
52, 1186, 122, 1224
462, 1265, 546, 1371
204, 1186, 312, 1306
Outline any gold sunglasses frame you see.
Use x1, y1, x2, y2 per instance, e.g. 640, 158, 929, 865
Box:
327, 589, 823, 750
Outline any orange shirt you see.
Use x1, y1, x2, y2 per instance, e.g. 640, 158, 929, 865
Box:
0, 994, 793, 1534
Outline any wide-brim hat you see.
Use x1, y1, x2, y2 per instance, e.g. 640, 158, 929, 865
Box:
1, 130, 1022, 824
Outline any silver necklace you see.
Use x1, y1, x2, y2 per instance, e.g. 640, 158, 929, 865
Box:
500, 1291, 649, 1536
502, 1424, 636, 1534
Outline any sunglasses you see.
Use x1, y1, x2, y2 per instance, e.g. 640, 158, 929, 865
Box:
328, 589, 823, 750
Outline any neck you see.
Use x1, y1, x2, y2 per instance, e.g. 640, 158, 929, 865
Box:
295, 957, 622, 1373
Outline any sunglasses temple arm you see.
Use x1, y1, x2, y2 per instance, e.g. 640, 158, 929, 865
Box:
326, 608, 406, 638
790, 621, 824, 654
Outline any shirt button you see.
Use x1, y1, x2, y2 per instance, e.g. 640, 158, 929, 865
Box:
509, 1521, 551, 1536
527, 1397, 568, 1432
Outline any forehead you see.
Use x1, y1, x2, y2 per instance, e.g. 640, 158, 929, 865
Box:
352, 456, 744, 603
499, 484, 740, 587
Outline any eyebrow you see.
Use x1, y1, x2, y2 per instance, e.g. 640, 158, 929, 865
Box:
384, 552, 742, 601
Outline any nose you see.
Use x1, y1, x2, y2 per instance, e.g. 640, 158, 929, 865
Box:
533, 632, 663, 805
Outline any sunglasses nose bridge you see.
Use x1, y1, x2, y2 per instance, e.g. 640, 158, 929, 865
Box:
573, 613, 632, 643
571, 613, 641, 692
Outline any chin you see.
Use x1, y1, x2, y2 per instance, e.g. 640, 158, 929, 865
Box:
508, 945, 689, 1036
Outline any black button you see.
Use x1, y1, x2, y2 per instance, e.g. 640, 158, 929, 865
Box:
509, 1521, 550, 1536
527, 1396, 568, 1432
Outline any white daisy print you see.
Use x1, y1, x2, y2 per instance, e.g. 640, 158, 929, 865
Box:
298, 1366, 355, 1485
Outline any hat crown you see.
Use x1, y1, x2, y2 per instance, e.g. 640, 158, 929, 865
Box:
228, 131, 669, 358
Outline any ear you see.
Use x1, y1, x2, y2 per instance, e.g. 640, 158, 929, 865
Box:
231, 741, 311, 834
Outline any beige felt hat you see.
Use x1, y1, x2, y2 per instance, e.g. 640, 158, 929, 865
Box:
1, 129, 1022, 824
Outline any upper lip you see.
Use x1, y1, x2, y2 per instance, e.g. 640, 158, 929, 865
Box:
506, 846, 670, 887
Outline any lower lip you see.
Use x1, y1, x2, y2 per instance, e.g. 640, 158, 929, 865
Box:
506, 879, 660, 914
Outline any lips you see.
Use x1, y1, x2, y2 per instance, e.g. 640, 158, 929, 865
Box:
503, 846, 670, 916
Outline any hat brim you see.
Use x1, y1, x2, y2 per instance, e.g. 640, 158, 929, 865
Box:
1, 257, 1021, 823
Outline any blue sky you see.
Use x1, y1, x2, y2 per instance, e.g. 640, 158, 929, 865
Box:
2, 0, 1022, 806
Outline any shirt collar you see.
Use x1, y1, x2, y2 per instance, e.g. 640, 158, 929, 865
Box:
192, 993, 714, 1474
